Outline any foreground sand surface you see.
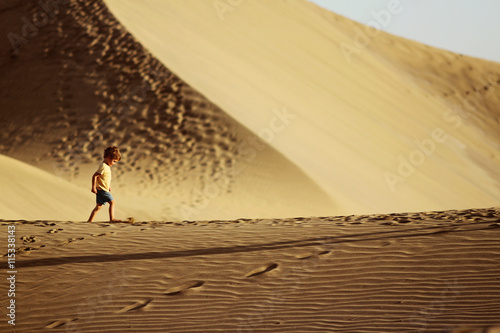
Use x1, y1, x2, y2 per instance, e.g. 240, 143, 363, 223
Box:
2, 207, 499, 332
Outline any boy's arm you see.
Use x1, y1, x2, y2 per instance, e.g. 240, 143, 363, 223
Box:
91, 172, 100, 193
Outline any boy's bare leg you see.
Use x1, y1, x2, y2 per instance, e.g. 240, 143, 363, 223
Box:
87, 204, 102, 222
109, 200, 118, 221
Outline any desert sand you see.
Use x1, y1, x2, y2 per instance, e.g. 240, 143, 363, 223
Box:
1, 0, 500, 331
1, 208, 500, 332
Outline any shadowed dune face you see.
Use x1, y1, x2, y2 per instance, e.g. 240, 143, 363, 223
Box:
0, 0, 334, 220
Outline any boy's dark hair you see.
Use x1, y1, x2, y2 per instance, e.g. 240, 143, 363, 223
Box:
103, 146, 121, 161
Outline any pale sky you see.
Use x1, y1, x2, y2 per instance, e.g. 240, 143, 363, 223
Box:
308, 0, 500, 63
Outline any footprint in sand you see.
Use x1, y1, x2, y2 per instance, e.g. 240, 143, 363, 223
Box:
393, 217, 412, 224
295, 250, 331, 260
22, 245, 46, 251
16, 244, 47, 255
164, 281, 205, 296
21, 235, 37, 243
91, 232, 116, 237
44, 318, 78, 329
35, 222, 57, 228
246, 263, 279, 278
115, 298, 153, 313
48, 228, 64, 234
317, 251, 331, 258
296, 253, 316, 260
57, 237, 85, 246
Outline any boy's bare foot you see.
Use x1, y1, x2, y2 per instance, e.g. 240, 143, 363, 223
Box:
110, 219, 122, 222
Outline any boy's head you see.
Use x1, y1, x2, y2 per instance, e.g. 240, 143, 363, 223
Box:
103, 146, 121, 166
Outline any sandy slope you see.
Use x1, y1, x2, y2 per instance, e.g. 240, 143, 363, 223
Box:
1, 208, 499, 332
0, 0, 334, 221
0, 154, 99, 220
104, 0, 500, 215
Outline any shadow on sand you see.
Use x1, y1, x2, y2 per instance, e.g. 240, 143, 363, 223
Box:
15, 221, 498, 268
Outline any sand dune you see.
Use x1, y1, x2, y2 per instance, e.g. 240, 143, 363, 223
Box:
2, 1, 500, 331
2, 0, 499, 220
0, 0, 333, 221
104, 0, 500, 215
0, 154, 97, 220
2, 207, 500, 332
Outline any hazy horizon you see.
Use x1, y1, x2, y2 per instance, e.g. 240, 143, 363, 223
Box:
308, 0, 500, 63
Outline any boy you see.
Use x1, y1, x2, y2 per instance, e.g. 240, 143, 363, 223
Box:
87, 146, 121, 222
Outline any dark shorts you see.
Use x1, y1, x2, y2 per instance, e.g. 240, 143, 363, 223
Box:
96, 190, 113, 205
